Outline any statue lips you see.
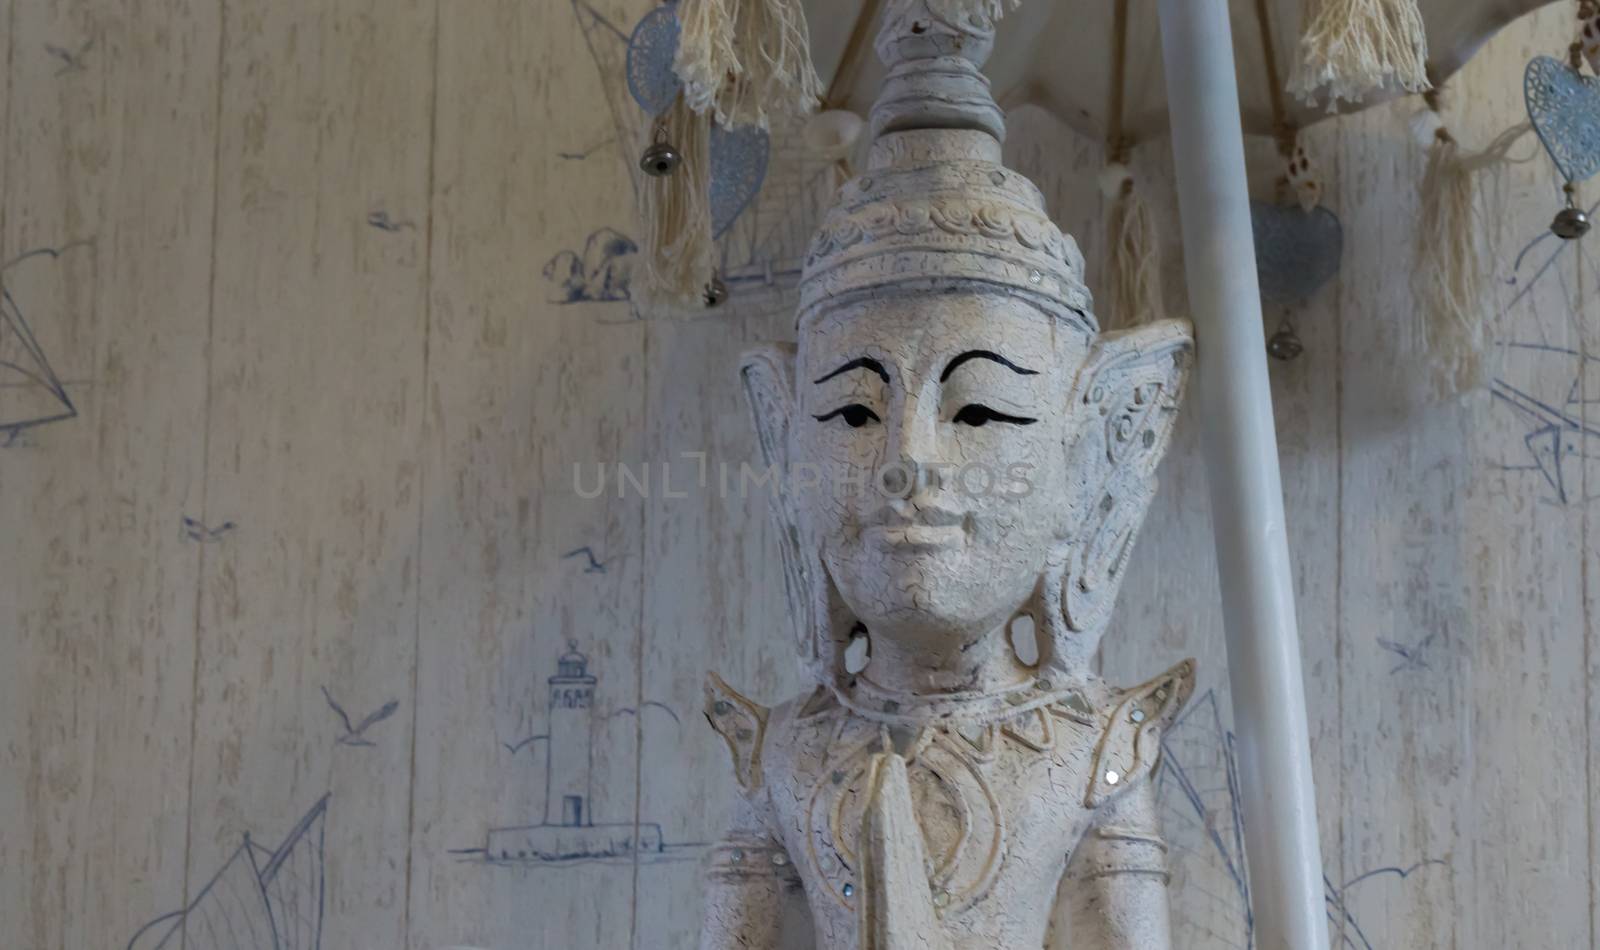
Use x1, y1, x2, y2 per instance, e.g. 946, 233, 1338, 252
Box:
864, 503, 968, 550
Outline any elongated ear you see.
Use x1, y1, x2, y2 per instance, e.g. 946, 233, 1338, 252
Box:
738, 344, 818, 668
1059, 320, 1193, 640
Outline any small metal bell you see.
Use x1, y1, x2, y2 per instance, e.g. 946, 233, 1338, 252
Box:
639, 140, 681, 177
1551, 205, 1591, 240
1267, 321, 1303, 361
702, 275, 729, 308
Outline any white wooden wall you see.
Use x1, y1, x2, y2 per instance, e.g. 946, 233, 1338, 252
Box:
0, 2, 1591, 948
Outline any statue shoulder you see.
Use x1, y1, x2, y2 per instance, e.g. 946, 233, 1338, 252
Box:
704, 672, 774, 793
1082, 660, 1196, 809
703, 676, 843, 793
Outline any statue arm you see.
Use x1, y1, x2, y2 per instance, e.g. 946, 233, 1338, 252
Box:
1054, 777, 1173, 950
699, 674, 808, 950
1052, 662, 1195, 949
699, 794, 802, 950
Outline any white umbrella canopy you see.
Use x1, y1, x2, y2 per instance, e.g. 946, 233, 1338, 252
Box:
805, 0, 1559, 143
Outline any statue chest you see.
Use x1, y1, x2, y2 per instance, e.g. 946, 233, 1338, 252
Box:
762, 703, 1106, 948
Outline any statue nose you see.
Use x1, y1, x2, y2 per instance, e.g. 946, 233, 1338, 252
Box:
888, 399, 947, 494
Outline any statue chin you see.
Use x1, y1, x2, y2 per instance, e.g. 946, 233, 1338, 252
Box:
824, 544, 1039, 650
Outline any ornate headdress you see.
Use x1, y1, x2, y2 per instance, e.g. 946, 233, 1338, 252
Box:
743, 0, 1192, 720
797, 0, 1095, 332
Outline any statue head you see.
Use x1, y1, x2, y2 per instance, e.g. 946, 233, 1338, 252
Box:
741, 0, 1191, 714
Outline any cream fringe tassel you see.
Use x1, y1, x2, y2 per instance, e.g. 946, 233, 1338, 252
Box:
1413, 121, 1531, 396
637, 97, 716, 308
674, 0, 823, 129
1104, 180, 1166, 331
1288, 0, 1430, 108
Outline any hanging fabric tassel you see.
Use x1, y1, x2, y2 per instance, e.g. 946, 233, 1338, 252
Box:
1100, 162, 1166, 331
674, 0, 740, 118
674, 0, 824, 129
1097, 0, 1164, 331
1411, 88, 1532, 396
637, 96, 717, 308
1288, 0, 1431, 108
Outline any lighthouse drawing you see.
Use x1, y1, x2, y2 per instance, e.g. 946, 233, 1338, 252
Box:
546, 640, 597, 827
455, 639, 699, 866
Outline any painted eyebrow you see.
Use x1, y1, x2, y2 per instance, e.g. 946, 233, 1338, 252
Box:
939, 350, 1039, 382
812, 357, 890, 385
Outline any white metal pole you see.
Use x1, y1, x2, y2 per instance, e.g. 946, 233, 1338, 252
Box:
1153, 1, 1329, 948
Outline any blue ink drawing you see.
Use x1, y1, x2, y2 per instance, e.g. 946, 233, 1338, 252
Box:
562, 545, 620, 573
1, 247, 84, 443
321, 686, 399, 747
544, 227, 637, 304
366, 210, 414, 233
1490, 198, 1600, 506
453, 640, 703, 867
46, 38, 93, 76
1377, 633, 1438, 674
182, 515, 237, 543
125, 795, 328, 950
558, 135, 616, 161
1159, 689, 1442, 949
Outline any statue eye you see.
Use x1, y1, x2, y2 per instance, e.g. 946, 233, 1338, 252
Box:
813, 404, 881, 428
953, 404, 1037, 427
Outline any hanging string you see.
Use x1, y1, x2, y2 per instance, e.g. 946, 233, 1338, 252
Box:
1287, 0, 1431, 109
1411, 79, 1535, 397
1099, 0, 1164, 332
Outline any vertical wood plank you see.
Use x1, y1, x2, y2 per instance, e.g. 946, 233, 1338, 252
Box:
182, 1, 435, 947
406, 0, 648, 945
1334, 10, 1590, 946
0, 1, 219, 946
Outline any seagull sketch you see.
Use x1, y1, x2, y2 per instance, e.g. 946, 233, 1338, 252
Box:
557, 135, 615, 160
181, 516, 236, 543
503, 733, 549, 755
322, 686, 399, 747
609, 701, 682, 726
366, 209, 414, 232
563, 546, 611, 573
1377, 633, 1437, 675
45, 39, 92, 76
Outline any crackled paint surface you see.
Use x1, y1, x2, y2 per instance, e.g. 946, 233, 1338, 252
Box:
697, 4, 1198, 947
0, 0, 1594, 948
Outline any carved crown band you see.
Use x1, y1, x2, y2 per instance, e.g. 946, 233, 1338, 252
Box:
798, 194, 1095, 329
805, 199, 1079, 265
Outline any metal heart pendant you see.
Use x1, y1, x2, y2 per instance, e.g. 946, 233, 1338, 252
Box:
626, 3, 681, 118
1250, 201, 1344, 307
710, 123, 769, 238
1525, 55, 1600, 185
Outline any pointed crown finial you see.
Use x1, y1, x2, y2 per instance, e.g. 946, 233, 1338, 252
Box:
797, 0, 1093, 332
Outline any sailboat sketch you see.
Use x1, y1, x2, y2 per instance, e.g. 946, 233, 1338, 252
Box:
0, 246, 81, 442
1489, 199, 1600, 506
124, 796, 329, 950
1159, 690, 1440, 949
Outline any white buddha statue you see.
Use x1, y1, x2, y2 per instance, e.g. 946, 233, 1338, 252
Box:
699, 2, 1195, 946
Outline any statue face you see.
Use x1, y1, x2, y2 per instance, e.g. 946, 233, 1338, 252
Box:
794, 293, 1089, 647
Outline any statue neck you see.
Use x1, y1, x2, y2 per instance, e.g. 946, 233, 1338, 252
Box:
858, 624, 1028, 699
826, 619, 1094, 726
